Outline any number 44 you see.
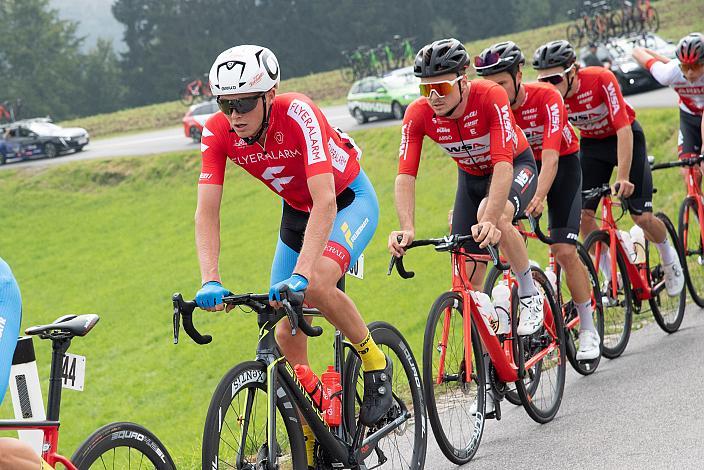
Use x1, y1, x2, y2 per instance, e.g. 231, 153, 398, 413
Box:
61, 353, 86, 391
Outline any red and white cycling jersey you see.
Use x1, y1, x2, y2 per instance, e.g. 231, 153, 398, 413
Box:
647, 59, 704, 116
199, 93, 361, 212
564, 67, 636, 139
398, 79, 530, 177
513, 82, 579, 160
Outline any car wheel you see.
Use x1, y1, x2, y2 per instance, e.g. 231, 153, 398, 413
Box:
391, 101, 404, 120
353, 108, 368, 125
190, 126, 202, 142
44, 143, 58, 158
75, 146, 85, 153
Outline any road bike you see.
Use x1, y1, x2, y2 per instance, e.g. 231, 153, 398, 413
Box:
0, 314, 176, 469
582, 184, 687, 359
566, 1, 611, 47
388, 234, 564, 465
179, 74, 213, 106
483, 215, 604, 380
650, 154, 704, 308
172, 283, 427, 469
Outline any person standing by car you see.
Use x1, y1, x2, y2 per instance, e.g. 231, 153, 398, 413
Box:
533, 40, 684, 297
633, 33, 704, 160
582, 43, 606, 67
196, 44, 392, 465
475, 41, 600, 360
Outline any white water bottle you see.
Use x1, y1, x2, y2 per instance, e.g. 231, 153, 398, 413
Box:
9, 337, 46, 455
491, 283, 512, 335
545, 266, 558, 293
473, 291, 500, 335
618, 230, 636, 263
630, 225, 646, 264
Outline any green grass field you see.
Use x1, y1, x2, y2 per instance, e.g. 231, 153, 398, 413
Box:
0, 106, 690, 467
58, 0, 702, 139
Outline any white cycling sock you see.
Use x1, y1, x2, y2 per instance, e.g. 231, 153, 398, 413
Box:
515, 265, 539, 297
655, 239, 676, 265
599, 249, 612, 281
575, 299, 596, 332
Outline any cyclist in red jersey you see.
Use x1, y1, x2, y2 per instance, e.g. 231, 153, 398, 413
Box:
533, 40, 684, 297
196, 46, 393, 451
476, 41, 600, 360
633, 33, 704, 159
388, 38, 545, 342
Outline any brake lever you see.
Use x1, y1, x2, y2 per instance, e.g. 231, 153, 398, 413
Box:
282, 298, 299, 336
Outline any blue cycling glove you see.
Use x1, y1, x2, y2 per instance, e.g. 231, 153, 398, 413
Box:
269, 273, 308, 302
195, 281, 231, 309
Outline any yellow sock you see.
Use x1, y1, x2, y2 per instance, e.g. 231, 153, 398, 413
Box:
303, 423, 315, 466
353, 331, 386, 371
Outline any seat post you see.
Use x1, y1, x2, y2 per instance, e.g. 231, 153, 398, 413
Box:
46, 338, 71, 421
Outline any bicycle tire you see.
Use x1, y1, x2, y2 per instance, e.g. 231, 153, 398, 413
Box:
514, 266, 566, 424
202, 360, 307, 470
609, 11, 624, 37
482, 267, 524, 407
179, 86, 194, 106
556, 242, 605, 376
421, 291, 485, 465
584, 229, 634, 358
648, 212, 687, 333
645, 6, 659, 32
678, 196, 704, 307
71, 422, 176, 470
342, 321, 427, 469
566, 23, 583, 48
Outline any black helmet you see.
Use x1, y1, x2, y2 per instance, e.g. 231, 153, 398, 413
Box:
475, 41, 525, 77
533, 40, 577, 70
414, 38, 469, 78
676, 33, 704, 65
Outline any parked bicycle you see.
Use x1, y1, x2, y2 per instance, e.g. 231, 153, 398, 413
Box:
172, 283, 427, 469
388, 234, 564, 465
340, 37, 416, 82
179, 74, 213, 106
582, 183, 687, 360
650, 154, 704, 307
0, 314, 176, 469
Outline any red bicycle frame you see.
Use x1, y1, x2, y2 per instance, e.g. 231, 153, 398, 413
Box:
0, 422, 75, 469
680, 158, 704, 256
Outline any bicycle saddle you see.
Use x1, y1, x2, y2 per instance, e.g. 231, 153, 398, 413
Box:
25, 314, 100, 338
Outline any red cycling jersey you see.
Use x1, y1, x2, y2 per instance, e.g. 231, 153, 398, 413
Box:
647, 59, 704, 116
398, 79, 530, 177
513, 82, 580, 160
199, 93, 361, 212
564, 66, 636, 139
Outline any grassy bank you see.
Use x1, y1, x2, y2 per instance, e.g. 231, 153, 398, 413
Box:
0, 107, 689, 467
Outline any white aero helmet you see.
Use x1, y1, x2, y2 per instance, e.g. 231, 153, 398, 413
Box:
209, 45, 280, 96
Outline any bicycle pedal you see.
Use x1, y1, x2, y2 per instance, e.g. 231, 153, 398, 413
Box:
486, 400, 502, 421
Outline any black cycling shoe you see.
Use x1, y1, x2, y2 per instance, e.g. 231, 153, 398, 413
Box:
359, 354, 393, 427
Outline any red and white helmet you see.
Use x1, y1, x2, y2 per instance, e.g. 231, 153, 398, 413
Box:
209, 45, 280, 96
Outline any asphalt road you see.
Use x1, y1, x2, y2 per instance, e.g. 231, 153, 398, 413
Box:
422, 303, 704, 469
1, 87, 680, 171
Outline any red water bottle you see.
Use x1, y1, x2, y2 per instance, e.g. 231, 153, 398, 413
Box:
294, 364, 329, 411
321, 366, 342, 426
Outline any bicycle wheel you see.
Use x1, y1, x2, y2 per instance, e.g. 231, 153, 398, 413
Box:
514, 267, 566, 424
179, 87, 194, 106
421, 291, 485, 465
678, 196, 704, 307
482, 267, 523, 406
556, 243, 605, 376
647, 212, 687, 333
645, 6, 659, 32
202, 361, 307, 470
566, 23, 583, 48
71, 422, 176, 470
609, 11, 624, 37
584, 230, 634, 358
342, 321, 427, 469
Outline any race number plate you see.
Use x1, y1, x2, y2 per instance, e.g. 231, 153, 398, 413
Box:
347, 253, 364, 279
61, 353, 86, 391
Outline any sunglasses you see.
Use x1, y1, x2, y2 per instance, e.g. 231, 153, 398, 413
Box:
680, 62, 704, 73
217, 94, 263, 115
537, 64, 575, 85
419, 76, 462, 98
473, 53, 513, 70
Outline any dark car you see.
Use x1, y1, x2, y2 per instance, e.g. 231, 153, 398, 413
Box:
1, 118, 90, 162
579, 33, 676, 95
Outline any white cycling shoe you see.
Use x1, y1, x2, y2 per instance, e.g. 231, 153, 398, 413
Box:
470, 390, 497, 416
576, 329, 601, 361
517, 293, 544, 336
663, 259, 685, 297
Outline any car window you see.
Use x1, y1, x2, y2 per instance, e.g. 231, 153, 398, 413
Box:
18, 127, 32, 137
360, 80, 375, 93
193, 103, 211, 116
350, 82, 362, 94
